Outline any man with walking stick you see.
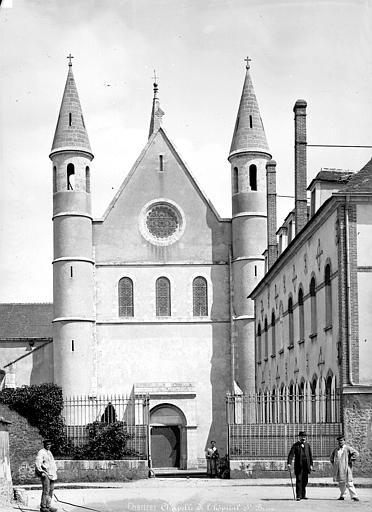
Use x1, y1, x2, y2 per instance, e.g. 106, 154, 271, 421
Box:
287, 431, 313, 501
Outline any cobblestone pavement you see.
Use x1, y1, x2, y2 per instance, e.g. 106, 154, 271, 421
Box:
18, 479, 372, 512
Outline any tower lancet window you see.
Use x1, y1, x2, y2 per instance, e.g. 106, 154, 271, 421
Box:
249, 115, 253, 128
67, 163, 75, 190
69, 113, 72, 126
233, 167, 239, 194
53, 166, 57, 193
249, 165, 257, 191
81, 114, 85, 128
71, 340, 74, 352
159, 155, 164, 172
86, 166, 90, 193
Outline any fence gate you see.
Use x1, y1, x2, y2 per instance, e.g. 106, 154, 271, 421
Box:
226, 392, 342, 459
63, 394, 150, 460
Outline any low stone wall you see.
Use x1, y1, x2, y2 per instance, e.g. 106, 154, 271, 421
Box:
0, 404, 44, 484
343, 391, 372, 476
55, 459, 148, 482
0, 418, 13, 506
230, 460, 332, 479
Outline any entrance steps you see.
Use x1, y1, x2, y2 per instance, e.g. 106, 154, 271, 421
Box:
151, 468, 208, 478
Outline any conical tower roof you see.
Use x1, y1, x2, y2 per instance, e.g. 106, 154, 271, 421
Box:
50, 61, 92, 156
148, 78, 164, 138
229, 60, 270, 160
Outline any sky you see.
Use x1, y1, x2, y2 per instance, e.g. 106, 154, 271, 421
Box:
0, 0, 371, 303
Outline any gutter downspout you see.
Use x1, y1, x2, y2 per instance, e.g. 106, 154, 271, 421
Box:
229, 246, 236, 392
345, 198, 355, 386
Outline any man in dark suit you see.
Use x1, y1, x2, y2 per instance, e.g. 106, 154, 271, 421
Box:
287, 431, 313, 501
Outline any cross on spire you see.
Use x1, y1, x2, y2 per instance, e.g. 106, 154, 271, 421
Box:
152, 69, 159, 85
244, 56, 252, 69
67, 53, 74, 66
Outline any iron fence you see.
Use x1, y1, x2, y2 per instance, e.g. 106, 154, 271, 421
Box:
227, 392, 342, 459
63, 394, 149, 459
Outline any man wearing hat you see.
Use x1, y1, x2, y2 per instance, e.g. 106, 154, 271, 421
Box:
287, 431, 313, 501
35, 439, 58, 512
330, 434, 360, 501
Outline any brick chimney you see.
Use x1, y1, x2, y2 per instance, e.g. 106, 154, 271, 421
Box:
293, 99, 307, 234
266, 159, 278, 269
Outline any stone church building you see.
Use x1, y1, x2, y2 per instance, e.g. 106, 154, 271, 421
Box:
0, 60, 271, 469
1, 59, 371, 470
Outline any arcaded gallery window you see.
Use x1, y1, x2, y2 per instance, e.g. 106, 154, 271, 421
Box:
156, 277, 171, 316
118, 277, 134, 317
193, 277, 208, 316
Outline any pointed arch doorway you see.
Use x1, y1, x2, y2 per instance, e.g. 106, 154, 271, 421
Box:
150, 404, 187, 469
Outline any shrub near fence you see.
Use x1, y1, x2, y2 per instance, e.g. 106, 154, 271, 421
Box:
63, 394, 149, 460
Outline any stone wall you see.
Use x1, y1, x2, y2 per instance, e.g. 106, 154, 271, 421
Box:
343, 391, 372, 476
0, 418, 13, 506
230, 459, 332, 479
55, 459, 148, 482
0, 404, 43, 484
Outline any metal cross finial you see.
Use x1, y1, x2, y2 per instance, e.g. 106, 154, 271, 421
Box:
244, 56, 252, 69
67, 53, 74, 66
152, 69, 159, 85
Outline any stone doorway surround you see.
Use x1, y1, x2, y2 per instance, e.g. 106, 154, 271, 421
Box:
133, 382, 198, 469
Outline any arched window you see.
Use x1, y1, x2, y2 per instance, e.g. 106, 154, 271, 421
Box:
288, 382, 295, 422
325, 372, 333, 422
53, 166, 57, 193
325, 264, 332, 328
233, 167, 239, 194
193, 277, 208, 316
264, 317, 268, 359
298, 287, 305, 342
311, 376, 317, 423
156, 277, 171, 316
85, 166, 90, 193
299, 380, 305, 423
279, 302, 284, 351
271, 311, 276, 356
257, 323, 262, 362
67, 163, 75, 190
288, 296, 294, 347
249, 164, 257, 191
118, 277, 134, 317
310, 277, 317, 336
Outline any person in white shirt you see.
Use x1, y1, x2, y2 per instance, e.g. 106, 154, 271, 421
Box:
35, 439, 58, 512
330, 434, 360, 501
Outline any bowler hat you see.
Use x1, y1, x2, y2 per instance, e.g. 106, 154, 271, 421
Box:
43, 438, 52, 445
298, 431, 307, 437
337, 434, 345, 440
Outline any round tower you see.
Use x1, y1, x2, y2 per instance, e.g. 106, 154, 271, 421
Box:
229, 58, 271, 396
49, 58, 95, 396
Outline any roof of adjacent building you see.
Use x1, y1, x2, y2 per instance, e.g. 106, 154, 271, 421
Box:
341, 157, 372, 193
307, 169, 354, 190
0, 303, 53, 339
229, 64, 270, 159
50, 64, 92, 156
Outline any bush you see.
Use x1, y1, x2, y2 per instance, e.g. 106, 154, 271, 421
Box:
0, 383, 69, 456
72, 421, 136, 460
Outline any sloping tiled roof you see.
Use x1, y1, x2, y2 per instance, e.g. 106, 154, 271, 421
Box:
0, 303, 53, 338
341, 158, 372, 193
315, 169, 354, 183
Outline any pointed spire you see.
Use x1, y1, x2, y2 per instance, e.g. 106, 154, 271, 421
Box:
148, 70, 164, 138
229, 57, 270, 159
50, 57, 92, 156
